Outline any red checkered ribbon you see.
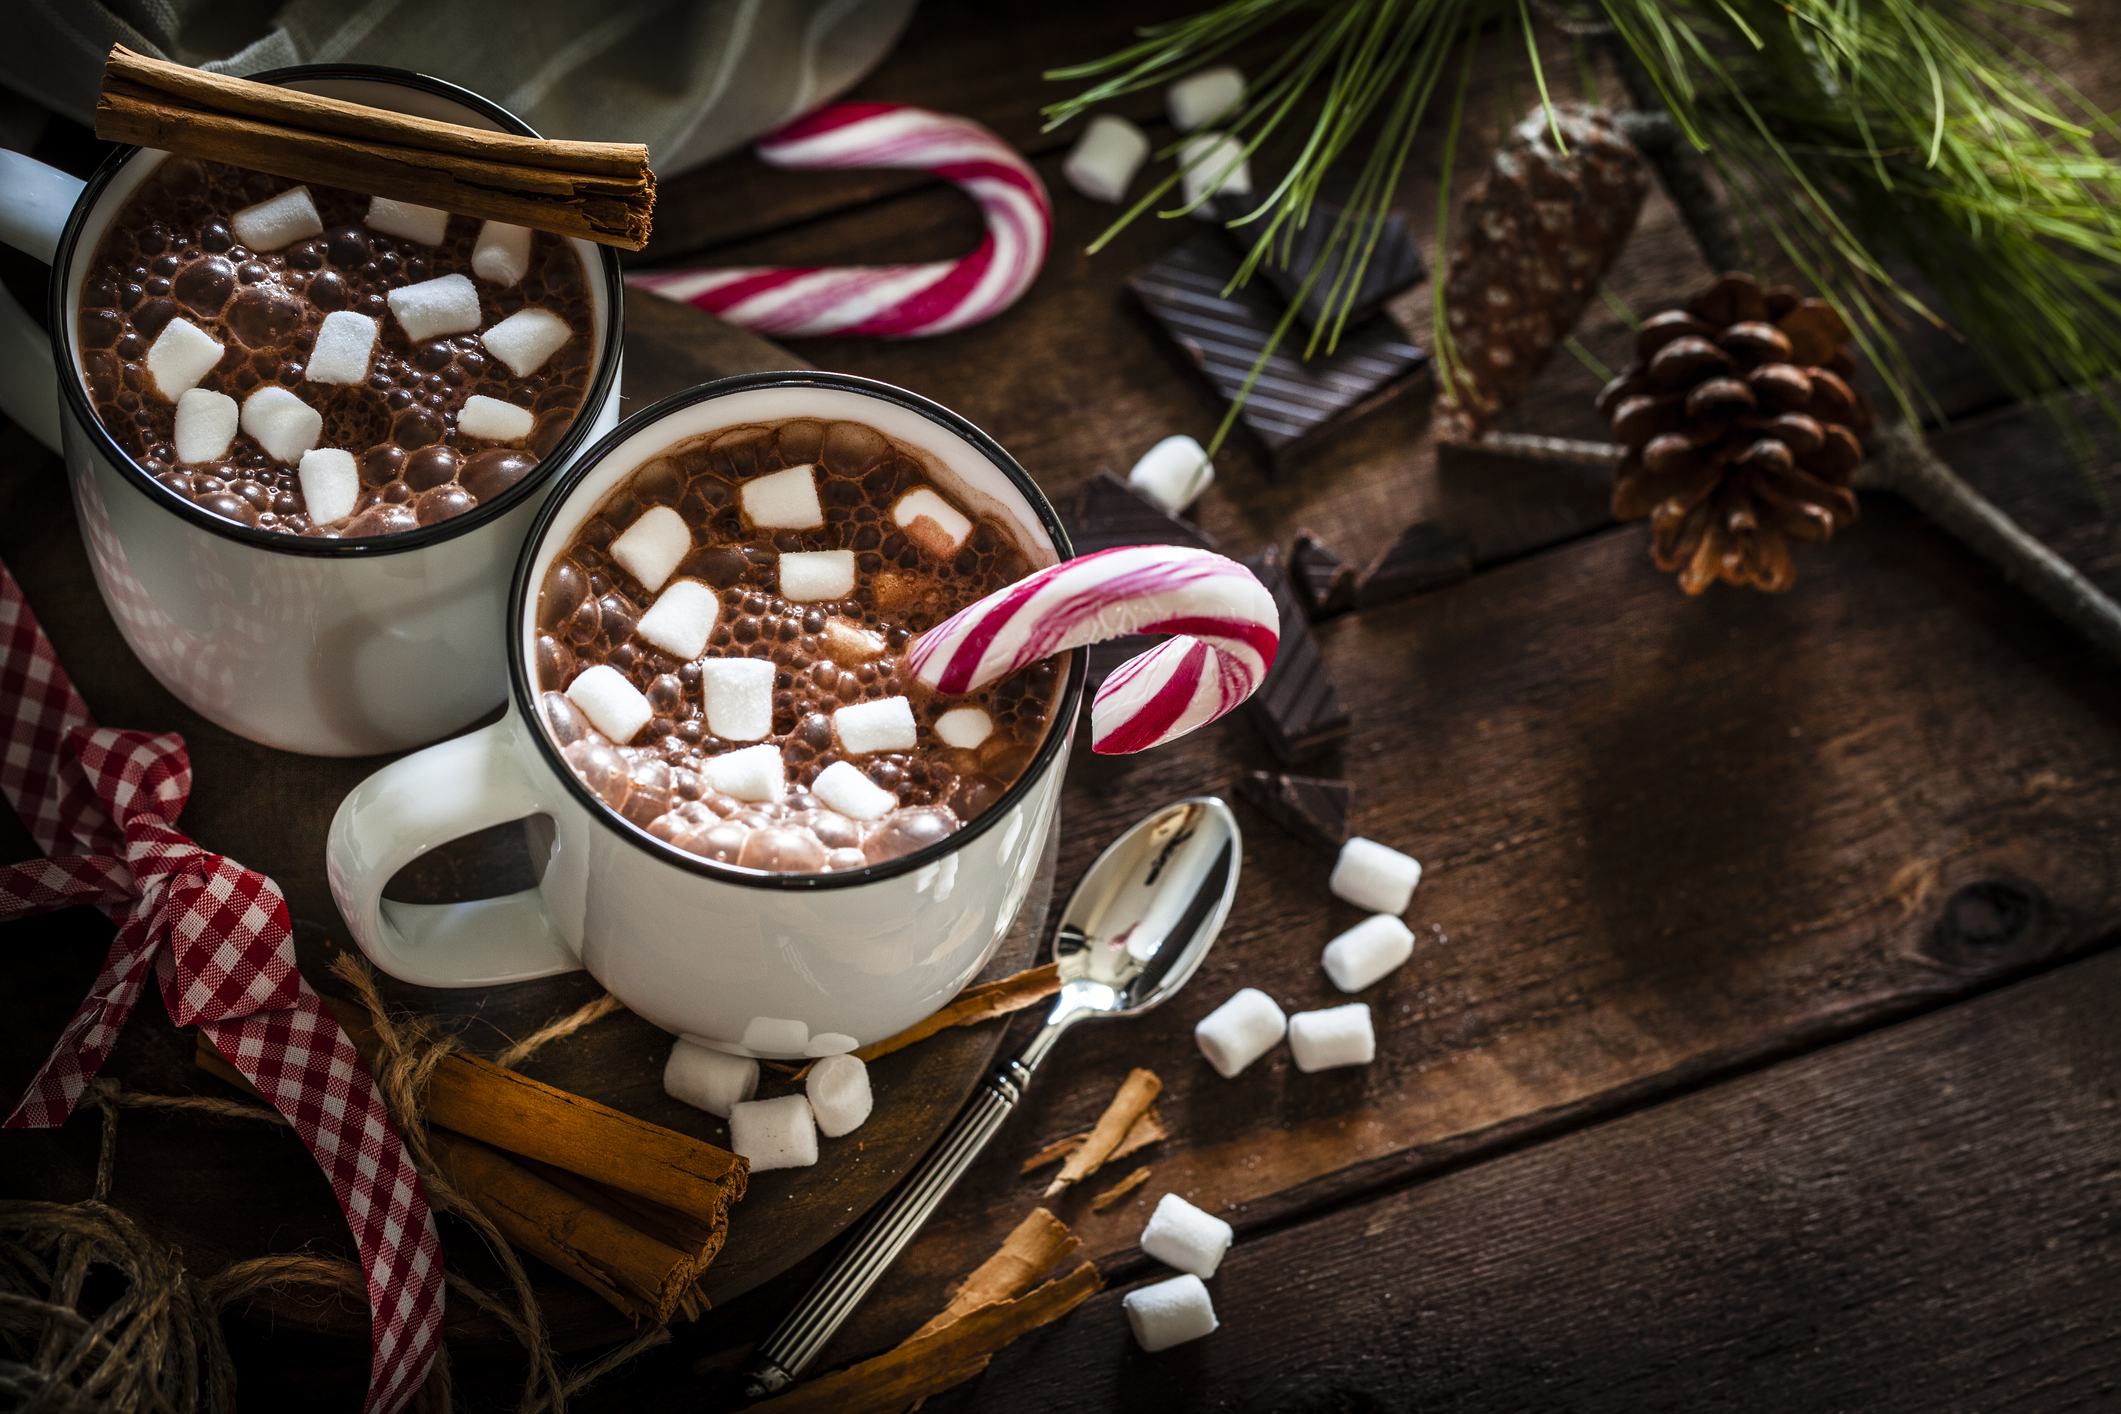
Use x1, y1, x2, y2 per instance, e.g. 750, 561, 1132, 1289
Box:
0, 564, 443, 1414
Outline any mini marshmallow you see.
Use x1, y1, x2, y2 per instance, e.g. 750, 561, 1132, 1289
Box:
146, 317, 224, 400
1193, 987, 1286, 1079
778, 549, 856, 602
481, 307, 571, 377
811, 760, 896, 822
835, 697, 918, 755
1063, 114, 1150, 203
1329, 837, 1423, 915
805, 1033, 858, 1058
566, 664, 654, 743
387, 273, 482, 342
1123, 1273, 1219, 1352
1288, 1002, 1375, 1072
805, 1054, 873, 1138
609, 506, 691, 593
707, 742, 785, 803
230, 186, 322, 252
365, 196, 449, 246
297, 448, 359, 525
172, 388, 237, 463
1323, 914, 1415, 993
240, 386, 322, 464
663, 1039, 758, 1118
742, 1016, 809, 1054
933, 707, 993, 750
1179, 133, 1253, 207
1139, 1192, 1234, 1278
457, 393, 535, 442
636, 579, 720, 660
728, 1094, 817, 1171
823, 619, 884, 664
699, 657, 775, 741
1128, 435, 1215, 513
741, 464, 825, 529
304, 310, 378, 386
892, 488, 972, 556
1168, 66, 1245, 133
472, 220, 533, 286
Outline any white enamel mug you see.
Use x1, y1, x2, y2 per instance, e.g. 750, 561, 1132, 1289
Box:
0, 67, 624, 756
326, 374, 1088, 1056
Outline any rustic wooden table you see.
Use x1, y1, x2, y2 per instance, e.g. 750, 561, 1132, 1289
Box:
5, 3, 2121, 1410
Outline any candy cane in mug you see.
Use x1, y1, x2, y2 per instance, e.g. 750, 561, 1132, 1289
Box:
905, 545, 1279, 754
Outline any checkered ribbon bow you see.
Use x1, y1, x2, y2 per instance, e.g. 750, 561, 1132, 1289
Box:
0, 565, 442, 1414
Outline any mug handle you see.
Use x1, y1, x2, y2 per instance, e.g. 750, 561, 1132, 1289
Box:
326, 714, 583, 988
0, 149, 83, 454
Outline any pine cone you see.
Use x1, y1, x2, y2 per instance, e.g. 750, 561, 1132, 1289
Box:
1599, 272, 1873, 594
1438, 104, 1649, 442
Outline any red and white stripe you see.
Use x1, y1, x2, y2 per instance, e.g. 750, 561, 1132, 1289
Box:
904, 545, 1279, 754
627, 103, 1051, 339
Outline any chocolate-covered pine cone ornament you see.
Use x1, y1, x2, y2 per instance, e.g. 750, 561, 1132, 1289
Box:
1599, 272, 1874, 594
1437, 105, 1649, 442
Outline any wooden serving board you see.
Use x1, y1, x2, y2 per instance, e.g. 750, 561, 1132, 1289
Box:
0, 290, 1054, 1350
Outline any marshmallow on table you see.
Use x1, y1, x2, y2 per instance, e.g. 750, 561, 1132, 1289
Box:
481, 307, 572, 377
387, 273, 483, 342
1322, 914, 1415, 993
1123, 1273, 1219, 1352
892, 488, 972, 556
609, 506, 691, 593
933, 707, 992, 750
700, 657, 774, 740
1128, 434, 1215, 513
1194, 987, 1286, 1079
473, 220, 533, 286
811, 760, 896, 822
1167, 66, 1245, 133
305, 310, 378, 386
805, 1054, 873, 1138
1329, 837, 1423, 915
741, 464, 825, 529
146, 317, 224, 400
778, 549, 855, 602
457, 393, 535, 442
835, 697, 918, 755
728, 1094, 817, 1171
635, 580, 720, 660
1063, 114, 1150, 203
566, 664, 653, 743
230, 186, 322, 252
172, 388, 237, 463
707, 742, 785, 803
1139, 1192, 1233, 1278
1288, 1002, 1374, 1072
663, 1039, 758, 1118
240, 386, 322, 464
298, 448, 359, 526
365, 196, 449, 246
1179, 133, 1253, 208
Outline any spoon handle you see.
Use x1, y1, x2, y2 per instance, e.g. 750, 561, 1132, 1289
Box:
740, 1054, 1037, 1398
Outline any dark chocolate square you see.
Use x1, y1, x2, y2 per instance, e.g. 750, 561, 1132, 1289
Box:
1218, 200, 1424, 333
1291, 529, 1356, 618
1354, 522, 1474, 609
1240, 543, 1352, 763
1235, 770, 1351, 856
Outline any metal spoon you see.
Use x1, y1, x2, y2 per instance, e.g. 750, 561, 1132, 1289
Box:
741, 796, 1242, 1397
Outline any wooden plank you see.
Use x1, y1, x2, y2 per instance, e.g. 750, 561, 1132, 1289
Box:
915, 945, 2121, 1412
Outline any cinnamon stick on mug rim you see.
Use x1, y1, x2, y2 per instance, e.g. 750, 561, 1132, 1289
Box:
94, 45, 653, 249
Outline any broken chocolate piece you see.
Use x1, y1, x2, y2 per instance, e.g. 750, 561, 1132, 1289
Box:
1290, 530, 1356, 618
1218, 199, 1425, 333
1240, 543, 1352, 763
1066, 470, 1215, 694
1354, 523, 1474, 609
1129, 234, 1430, 468
1235, 771, 1350, 856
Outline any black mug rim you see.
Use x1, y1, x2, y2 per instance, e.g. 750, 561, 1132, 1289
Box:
47, 63, 627, 560
507, 372, 1088, 892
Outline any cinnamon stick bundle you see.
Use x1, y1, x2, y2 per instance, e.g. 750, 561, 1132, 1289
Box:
95, 46, 653, 249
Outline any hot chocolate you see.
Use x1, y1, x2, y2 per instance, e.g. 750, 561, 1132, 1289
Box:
75, 157, 594, 537
534, 416, 1062, 874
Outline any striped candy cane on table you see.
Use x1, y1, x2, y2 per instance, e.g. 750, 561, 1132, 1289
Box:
905, 546, 1279, 754
626, 103, 1052, 338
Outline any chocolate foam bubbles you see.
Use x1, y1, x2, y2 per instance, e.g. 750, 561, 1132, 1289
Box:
533, 414, 1065, 875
